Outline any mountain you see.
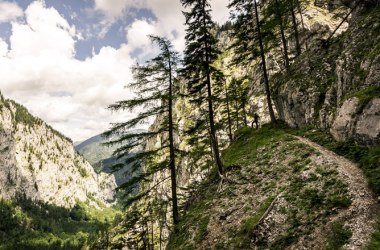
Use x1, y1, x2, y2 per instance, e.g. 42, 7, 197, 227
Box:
0, 94, 117, 208
75, 129, 145, 186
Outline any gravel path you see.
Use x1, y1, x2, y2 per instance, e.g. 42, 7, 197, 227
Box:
296, 136, 378, 249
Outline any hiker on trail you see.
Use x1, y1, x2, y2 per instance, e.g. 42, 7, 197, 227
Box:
252, 113, 259, 129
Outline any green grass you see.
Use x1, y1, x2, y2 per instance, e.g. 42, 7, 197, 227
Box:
231, 196, 275, 248
285, 126, 379, 248
222, 124, 291, 167
168, 123, 355, 249
286, 127, 380, 194
326, 222, 352, 250
346, 86, 380, 114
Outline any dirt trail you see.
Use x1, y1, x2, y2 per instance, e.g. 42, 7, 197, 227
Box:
296, 136, 378, 249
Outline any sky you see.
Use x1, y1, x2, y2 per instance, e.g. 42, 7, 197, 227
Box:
0, 0, 230, 142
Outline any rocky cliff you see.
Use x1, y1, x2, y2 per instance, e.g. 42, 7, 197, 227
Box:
272, 3, 380, 146
0, 93, 116, 208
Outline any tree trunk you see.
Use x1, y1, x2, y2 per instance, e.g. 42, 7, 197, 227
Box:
151, 217, 154, 250
235, 99, 240, 130
290, 0, 302, 56
167, 45, 179, 225
202, 0, 224, 176
254, 0, 277, 125
242, 100, 248, 126
296, 0, 309, 50
275, 0, 290, 72
224, 81, 233, 142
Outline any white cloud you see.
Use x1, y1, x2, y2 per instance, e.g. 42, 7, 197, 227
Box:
0, 38, 8, 56
0, 2, 136, 141
0, 0, 23, 23
9, 1, 78, 58
210, 0, 230, 24
94, 0, 145, 18
125, 19, 159, 59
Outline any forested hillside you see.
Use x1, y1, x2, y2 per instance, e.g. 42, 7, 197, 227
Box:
0, 94, 119, 249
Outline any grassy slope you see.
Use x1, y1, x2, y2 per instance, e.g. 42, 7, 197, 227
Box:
286, 126, 380, 249
0, 196, 121, 250
168, 125, 360, 249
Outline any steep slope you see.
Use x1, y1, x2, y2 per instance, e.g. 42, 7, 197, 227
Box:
0, 94, 116, 208
168, 126, 378, 249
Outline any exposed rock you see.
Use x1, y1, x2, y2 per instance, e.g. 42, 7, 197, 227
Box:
0, 97, 116, 208
330, 97, 359, 141
355, 98, 380, 145
273, 4, 380, 145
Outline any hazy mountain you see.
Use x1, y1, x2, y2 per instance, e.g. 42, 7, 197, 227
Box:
75, 129, 145, 186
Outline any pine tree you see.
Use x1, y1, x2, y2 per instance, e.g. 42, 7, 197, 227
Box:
262, 0, 291, 72
181, 0, 225, 177
104, 36, 180, 224
229, 0, 277, 125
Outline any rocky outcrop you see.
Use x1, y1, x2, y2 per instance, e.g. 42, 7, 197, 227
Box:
273, 4, 380, 145
0, 95, 116, 208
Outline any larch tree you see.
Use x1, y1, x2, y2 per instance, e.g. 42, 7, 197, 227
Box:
104, 36, 180, 225
180, 0, 225, 177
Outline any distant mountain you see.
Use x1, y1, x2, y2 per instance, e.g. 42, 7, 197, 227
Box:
0, 93, 116, 208
75, 129, 145, 186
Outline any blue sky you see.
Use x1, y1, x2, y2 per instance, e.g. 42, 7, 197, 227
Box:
0, 0, 229, 141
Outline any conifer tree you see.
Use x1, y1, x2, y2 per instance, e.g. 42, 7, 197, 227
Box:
253, 0, 277, 125
104, 36, 180, 224
181, 0, 225, 177
229, 0, 277, 125
262, 0, 291, 71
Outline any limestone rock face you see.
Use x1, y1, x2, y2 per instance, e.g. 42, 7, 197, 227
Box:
355, 98, 380, 145
0, 97, 116, 208
330, 97, 359, 141
273, 4, 380, 145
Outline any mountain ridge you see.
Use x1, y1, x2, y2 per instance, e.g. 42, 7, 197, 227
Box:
0, 93, 116, 208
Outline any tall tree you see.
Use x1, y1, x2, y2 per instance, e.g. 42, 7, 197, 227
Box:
181, 0, 225, 177
253, 0, 277, 125
289, 0, 302, 56
104, 36, 180, 225
229, 0, 276, 125
276, 0, 291, 71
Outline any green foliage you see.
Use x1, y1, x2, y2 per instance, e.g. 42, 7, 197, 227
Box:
326, 222, 352, 250
222, 123, 289, 166
74, 159, 88, 178
12, 100, 42, 128
346, 86, 380, 114
169, 124, 352, 248
368, 214, 380, 250
231, 196, 275, 248
0, 195, 120, 250
287, 127, 380, 194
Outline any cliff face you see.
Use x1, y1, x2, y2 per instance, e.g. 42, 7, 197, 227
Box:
0, 95, 116, 208
273, 5, 380, 146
